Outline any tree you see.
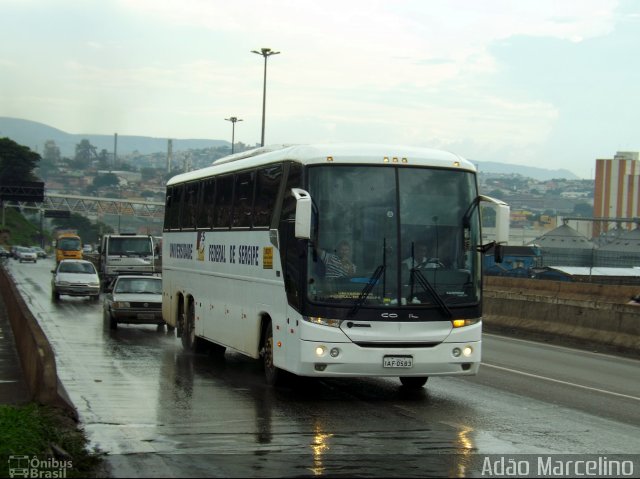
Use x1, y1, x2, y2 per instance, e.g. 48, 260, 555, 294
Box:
36, 156, 59, 180
73, 139, 97, 169
37, 140, 61, 180
43, 140, 61, 163
93, 173, 120, 189
0, 137, 41, 184
97, 149, 110, 170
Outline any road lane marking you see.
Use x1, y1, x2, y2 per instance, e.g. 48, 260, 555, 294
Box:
481, 362, 640, 402
483, 332, 640, 364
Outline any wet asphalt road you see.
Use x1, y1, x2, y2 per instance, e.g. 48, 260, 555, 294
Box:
6, 258, 640, 477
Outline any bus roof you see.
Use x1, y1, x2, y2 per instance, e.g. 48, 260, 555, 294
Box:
166, 143, 476, 186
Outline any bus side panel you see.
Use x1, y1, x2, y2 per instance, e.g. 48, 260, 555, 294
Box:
198, 272, 228, 349
161, 273, 173, 326
276, 306, 302, 374
163, 230, 287, 358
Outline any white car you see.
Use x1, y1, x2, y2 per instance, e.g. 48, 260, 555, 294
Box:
82, 244, 93, 254
51, 259, 100, 302
30, 246, 48, 258
16, 246, 38, 263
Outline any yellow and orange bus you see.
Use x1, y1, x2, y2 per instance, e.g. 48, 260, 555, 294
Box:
55, 232, 83, 263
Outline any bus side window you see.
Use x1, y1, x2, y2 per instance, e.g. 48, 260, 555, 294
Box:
232, 171, 255, 228
214, 175, 234, 228
198, 178, 216, 229
181, 182, 200, 230
253, 164, 282, 228
167, 185, 184, 230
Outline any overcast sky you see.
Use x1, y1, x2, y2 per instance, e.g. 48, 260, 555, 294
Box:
1, 0, 638, 179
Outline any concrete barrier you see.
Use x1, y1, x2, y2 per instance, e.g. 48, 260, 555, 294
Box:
484, 276, 640, 353
0, 263, 76, 416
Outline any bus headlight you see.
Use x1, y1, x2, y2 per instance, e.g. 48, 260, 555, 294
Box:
452, 346, 473, 358
315, 346, 326, 357
305, 316, 343, 328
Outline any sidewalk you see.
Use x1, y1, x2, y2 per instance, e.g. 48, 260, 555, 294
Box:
0, 280, 29, 405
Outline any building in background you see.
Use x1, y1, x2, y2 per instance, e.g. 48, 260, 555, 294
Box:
593, 151, 640, 238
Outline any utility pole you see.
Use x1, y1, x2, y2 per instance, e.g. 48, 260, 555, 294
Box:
225, 117, 243, 154
251, 48, 280, 146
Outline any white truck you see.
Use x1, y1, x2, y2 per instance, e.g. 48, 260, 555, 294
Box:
97, 234, 156, 289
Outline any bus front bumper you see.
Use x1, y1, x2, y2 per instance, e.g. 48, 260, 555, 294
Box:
292, 340, 481, 377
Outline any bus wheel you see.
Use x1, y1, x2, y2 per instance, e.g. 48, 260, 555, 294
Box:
263, 322, 281, 386
181, 301, 196, 351
399, 377, 428, 389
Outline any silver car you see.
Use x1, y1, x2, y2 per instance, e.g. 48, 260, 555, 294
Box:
103, 275, 166, 330
51, 259, 100, 301
30, 246, 48, 258
16, 246, 38, 263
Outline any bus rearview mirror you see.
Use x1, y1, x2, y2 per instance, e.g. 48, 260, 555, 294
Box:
291, 188, 312, 240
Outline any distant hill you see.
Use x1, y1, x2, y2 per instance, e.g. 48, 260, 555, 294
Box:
0, 117, 228, 158
474, 161, 578, 181
0, 116, 579, 180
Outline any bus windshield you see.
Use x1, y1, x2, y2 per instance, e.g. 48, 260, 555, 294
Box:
58, 237, 81, 251
306, 165, 481, 309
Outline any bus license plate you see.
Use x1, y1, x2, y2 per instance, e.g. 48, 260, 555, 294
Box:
383, 356, 413, 368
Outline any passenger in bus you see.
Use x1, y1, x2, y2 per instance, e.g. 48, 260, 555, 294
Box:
319, 240, 356, 278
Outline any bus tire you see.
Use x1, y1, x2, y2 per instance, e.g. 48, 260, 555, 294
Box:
181, 301, 196, 351
399, 376, 428, 389
263, 322, 283, 386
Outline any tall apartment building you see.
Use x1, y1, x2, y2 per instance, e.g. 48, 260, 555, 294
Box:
593, 151, 640, 237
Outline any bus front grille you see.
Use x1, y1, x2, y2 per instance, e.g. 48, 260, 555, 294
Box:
353, 342, 440, 348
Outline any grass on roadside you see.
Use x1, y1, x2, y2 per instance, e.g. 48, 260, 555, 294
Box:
0, 403, 104, 478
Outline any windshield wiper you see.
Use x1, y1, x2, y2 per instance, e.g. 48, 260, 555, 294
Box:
411, 268, 452, 318
348, 264, 385, 317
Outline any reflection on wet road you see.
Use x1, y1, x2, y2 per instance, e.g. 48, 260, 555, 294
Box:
6, 259, 640, 477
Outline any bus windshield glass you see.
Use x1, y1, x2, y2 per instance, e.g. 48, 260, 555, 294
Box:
58, 237, 81, 251
306, 165, 481, 309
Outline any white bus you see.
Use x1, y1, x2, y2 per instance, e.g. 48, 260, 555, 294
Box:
162, 144, 509, 388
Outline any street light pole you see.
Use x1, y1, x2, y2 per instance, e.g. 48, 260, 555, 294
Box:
224, 117, 243, 154
251, 47, 280, 147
